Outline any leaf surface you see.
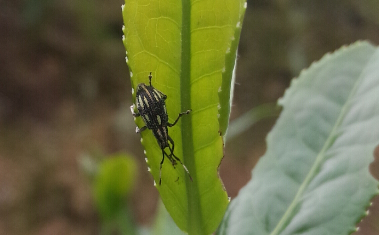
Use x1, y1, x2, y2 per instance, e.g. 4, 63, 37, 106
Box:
122, 0, 246, 233
218, 41, 379, 235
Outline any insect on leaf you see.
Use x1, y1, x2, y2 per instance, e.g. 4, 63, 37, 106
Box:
122, 0, 246, 234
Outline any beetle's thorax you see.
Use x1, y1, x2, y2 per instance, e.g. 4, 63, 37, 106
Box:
135, 82, 169, 138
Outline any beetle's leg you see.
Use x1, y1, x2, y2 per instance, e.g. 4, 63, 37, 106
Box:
167, 109, 192, 127
167, 136, 193, 182
167, 136, 178, 166
164, 146, 177, 167
159, 149, 177, 185
159, 149, 165, 185
167, 135, 175, 154
136, 126, 147, 133
130, 104, 140, 117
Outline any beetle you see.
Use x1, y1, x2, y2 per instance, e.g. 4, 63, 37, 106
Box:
130, 72, 192, 185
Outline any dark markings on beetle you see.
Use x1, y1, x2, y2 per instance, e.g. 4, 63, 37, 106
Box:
131, 72, 192, 185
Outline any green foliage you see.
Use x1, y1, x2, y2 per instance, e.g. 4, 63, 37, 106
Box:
217, 42, 379, 235
93, 153, 137, 220
122, 0, 246, 234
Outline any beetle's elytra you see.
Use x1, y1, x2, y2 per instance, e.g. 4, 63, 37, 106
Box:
131, 72, 192, 185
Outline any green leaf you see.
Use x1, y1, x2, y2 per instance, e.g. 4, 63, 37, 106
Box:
93, 153, 137, 220
218, 1, 247, 138
122, 0, 246, 234
217, 41, 379, 235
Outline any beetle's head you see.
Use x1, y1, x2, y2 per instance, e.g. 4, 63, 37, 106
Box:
136, 83, 148, 92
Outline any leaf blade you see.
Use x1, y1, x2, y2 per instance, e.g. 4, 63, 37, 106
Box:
123, 0, 246, 233
218, 41, 379, 235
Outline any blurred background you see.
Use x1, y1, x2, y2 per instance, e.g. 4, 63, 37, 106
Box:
1, 0, 379, 234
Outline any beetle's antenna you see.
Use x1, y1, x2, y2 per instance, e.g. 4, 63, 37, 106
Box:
178, 159, 193, 182
149, 72, 152, 86
167, 136, 193, 182
167, 143, 193, 182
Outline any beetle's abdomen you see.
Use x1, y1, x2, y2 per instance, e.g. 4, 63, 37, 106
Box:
152, 127, 169, 149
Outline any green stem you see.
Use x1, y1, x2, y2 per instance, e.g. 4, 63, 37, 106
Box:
181, 0, 204, 234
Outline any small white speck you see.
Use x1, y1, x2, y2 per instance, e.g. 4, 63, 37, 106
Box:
244, 2, 247, 8
236, 22, 240, 28
131, 88, 134, 94
218, 86, 222, 92
226, 47, 230, 54
125, 56, 128, 63
133, 117, 136, 121
217, 113, 220, 118
228, 197, 231, 202
140, 138, 143, 143
147, 167, 150, 171
130, 72, 133, 77
356, 227, 360, 232
122, 25, 125, 31
222, 67, 226, 73
122, 35, 125, 41
121, 4, 125, 11
153, 180, 156, 186
217, 104, 221, 110
366, 210, 370, 215
144, 150, 147, 155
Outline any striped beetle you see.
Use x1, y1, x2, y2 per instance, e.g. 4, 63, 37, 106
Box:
131, 72, 192, 185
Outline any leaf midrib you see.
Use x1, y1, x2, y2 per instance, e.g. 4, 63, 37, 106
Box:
180, 0, 204, 234
270, 53, 374, 235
